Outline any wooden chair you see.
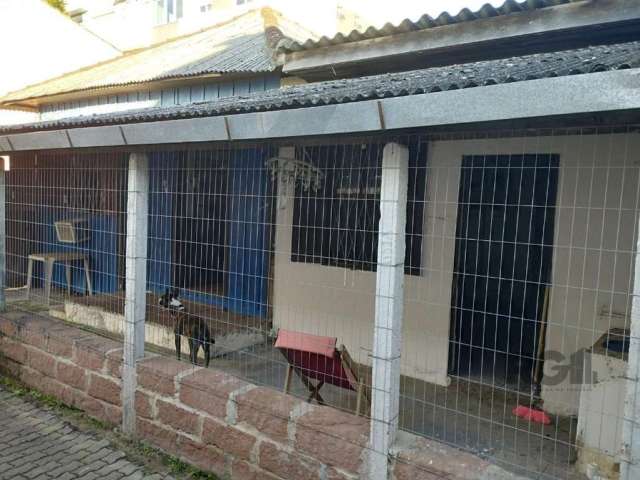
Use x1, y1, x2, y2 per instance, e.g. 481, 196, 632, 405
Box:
275, 329, 369, 416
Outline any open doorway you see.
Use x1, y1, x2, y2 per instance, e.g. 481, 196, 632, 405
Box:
172, 154, 228, 297
449, 154, 559, 392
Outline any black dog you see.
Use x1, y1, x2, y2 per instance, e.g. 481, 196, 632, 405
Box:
159, 289, 213, 367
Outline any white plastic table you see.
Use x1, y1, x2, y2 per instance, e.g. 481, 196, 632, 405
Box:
26, 252, 93, 304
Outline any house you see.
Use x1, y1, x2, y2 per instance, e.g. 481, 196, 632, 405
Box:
274, 0, 640, 418
0, 8, 316, 123
0, 0, 120, 125
0, 7, 316, 317
1, 1, 640, 479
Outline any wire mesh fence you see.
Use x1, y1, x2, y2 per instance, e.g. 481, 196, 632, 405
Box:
5, 151, 127, 308
398, 127, 639, 479
2, 125, 640, 480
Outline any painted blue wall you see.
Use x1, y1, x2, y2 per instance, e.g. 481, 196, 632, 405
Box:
146, 149, 272, 318
147, 153, 174, 294
29, 211, 119, 295
225, 149, 271, 317
23, 149, 272, 317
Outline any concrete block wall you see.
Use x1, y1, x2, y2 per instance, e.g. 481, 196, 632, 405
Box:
0, 312, 498, 480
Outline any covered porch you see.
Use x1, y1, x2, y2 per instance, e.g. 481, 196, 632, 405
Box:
1, 124, 636, 480
1, 43, 640, 480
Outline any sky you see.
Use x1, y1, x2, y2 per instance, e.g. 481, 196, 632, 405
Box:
346, 0, 506, 25
64, 0, 509, 26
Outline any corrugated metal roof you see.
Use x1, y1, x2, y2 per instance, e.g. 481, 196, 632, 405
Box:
0, 8, 315, 105
1, 40, 637, 134
280, 0, 576, 53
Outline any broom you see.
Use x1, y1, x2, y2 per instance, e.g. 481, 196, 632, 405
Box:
512, 286, 552, 425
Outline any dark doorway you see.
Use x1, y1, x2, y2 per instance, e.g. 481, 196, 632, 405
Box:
172, 154, 228, 296
449, 154, 559, 391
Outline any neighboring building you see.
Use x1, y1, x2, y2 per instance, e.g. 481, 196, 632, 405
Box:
65, 0, 368, 51
0, 0, 120, 125
1, 1, 640, 480
271, 0, 640, 424
0, 8, 316, 123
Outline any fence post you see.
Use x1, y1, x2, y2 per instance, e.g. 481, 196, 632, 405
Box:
0, 160, 6, 312
122, 153, 149, 436
368, 143, 408, 480
622, 218, 640, 479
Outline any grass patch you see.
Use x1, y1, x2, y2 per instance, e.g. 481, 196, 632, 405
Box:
85, 416, 110, 430
131, 440, 220, 480
0, 375, 27, 395
0, 376, 80, 413
166, 456, 190, 474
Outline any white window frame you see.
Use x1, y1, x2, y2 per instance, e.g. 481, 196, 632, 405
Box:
155, 0, 183, 25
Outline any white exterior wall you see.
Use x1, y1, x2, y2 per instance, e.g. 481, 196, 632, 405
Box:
272, 140, 458, 387
543, 132, 640, 415
0, 0, 120, 127
0, 0, 119, 98
272, 132, 640, 415
0, 109, 38, 127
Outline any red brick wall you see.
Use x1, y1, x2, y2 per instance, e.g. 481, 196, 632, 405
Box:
0, 312, 123, 426
0, 312, 492, 480
133, 355, 368, 479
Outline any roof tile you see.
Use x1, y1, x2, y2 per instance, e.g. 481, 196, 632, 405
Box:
281, 0, 573, 53
2, 40, 638, 134
1, 8, 315, 104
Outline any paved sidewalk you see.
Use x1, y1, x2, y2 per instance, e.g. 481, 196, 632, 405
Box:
0, 385, 176, 480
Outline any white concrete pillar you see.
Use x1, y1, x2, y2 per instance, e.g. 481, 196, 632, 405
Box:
367, 143, 408, 480
122, 153, 149, 436
0, 162, 6, 312
622, 220, 640, 479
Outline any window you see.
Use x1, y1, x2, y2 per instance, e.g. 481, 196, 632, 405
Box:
200, 3, 212, 12
291, 142, 427, 275
155, 0, 183, 24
